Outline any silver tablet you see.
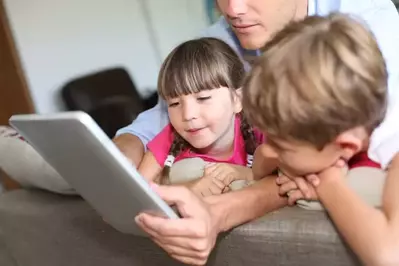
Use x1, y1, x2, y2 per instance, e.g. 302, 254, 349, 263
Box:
9, 111, 178, 236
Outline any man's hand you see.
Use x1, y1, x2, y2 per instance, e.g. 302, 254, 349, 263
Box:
135, 184, 220, 266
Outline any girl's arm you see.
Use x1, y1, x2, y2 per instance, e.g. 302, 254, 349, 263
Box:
141, 124, 174, 183
138, 151, 163, 183
316, 153, 399, 266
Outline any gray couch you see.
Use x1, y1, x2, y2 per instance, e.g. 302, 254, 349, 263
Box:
0, 188, 361, 266
0, 132, 361, 265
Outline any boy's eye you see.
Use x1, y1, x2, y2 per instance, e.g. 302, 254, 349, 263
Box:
197, 96, 211, 101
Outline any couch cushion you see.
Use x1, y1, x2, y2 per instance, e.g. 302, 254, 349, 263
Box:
0, 189, 360, 266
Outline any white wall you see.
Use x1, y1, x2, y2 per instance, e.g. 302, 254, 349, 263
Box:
4, 0, 208, 113
145, 0, 208, 61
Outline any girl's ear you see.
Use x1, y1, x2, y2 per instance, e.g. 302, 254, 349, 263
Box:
233, 88, 243, 113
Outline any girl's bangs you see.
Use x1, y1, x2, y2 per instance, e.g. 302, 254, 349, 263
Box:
158, 46, 232, 99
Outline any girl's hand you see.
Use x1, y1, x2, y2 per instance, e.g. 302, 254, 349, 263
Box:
204, 163, 253, 183
188, 163, 252, 197
187, 173, 227, 198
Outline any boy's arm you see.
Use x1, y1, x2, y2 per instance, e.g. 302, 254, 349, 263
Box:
113, 100, 169, 166
316, 153, 399, 266
252, 146, 279, 180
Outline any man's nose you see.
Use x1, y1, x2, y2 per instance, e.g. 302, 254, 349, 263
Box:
223, 0, 248, 17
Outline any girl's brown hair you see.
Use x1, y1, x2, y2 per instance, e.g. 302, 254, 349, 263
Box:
157, 37, 257, 184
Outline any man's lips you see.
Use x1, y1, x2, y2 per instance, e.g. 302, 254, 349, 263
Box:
232, 24, 256, 28
232, 23, 258, 32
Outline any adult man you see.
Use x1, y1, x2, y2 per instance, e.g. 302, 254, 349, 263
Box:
117, 0, 399, 265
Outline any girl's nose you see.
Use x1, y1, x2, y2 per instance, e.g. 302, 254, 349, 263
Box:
182, 102, 199, 121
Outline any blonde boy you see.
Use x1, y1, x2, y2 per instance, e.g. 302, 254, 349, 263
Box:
243, 13, 399, 266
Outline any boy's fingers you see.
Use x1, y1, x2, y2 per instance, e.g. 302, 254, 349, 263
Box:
306, 174, 320, 186
276, 175, 290, 185
335, 159, 345, 167
294, 177, 311, 199
287, 190, 304, 205
278, 181, 297, 196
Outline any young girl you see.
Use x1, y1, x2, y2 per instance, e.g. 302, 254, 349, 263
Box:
138, 37, 264, 197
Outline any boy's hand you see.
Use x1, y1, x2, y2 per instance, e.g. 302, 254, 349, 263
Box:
276, 158, 348, 205
276, 174, 318, 205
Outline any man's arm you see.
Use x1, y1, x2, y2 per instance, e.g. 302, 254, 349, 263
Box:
135, 176, 288, 266
112, 100, 169, 166
113, 134, 144, 166
316, 153, 399, 266
206, 175, 287, 232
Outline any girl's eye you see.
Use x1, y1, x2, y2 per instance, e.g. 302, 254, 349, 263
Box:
197, 96, 211, 101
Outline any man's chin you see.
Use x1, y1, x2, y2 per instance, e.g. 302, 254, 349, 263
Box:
238, 37, 266, 50
240, 40, 264, 50
233, 28, 274, 51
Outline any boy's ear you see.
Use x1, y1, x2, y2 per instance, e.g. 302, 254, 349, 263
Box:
233, 88, 243, 113
335, 128, 364, 159
235, 87, 243, 98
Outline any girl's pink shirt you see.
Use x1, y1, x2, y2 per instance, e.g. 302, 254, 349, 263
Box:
147, 117, 265, 167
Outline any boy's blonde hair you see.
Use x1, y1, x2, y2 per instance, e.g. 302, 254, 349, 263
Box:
243, 13, 388, 149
